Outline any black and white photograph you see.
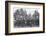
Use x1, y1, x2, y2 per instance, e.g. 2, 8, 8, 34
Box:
14, 8, 39, 28
5, 1, 45, 35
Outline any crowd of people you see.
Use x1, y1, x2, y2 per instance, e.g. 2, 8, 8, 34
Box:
14, 8, 39, 27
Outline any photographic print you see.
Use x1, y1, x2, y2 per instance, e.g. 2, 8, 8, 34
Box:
5, 1, 45, 35
14, 8, 39, 28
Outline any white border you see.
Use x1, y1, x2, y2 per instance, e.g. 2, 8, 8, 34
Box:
8, 3, 43, 33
